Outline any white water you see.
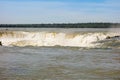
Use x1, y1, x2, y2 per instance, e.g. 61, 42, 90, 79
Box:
0, 31, 120, 48
0, 28, 120, 80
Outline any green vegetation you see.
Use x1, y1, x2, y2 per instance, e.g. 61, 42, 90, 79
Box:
0, 23, 120, 28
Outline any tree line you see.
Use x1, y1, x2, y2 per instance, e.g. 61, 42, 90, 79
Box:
0, 23, 120, 28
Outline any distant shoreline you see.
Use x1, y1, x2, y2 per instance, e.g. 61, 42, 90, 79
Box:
0, 23, 120, 28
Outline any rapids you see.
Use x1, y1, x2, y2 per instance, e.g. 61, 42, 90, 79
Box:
0, 31, 120, 48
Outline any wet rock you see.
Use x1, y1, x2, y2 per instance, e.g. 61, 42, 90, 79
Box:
0, 41, 2, 46
106, 36, 110, 39
114, 36, 120, 38
106, 36, 120, 39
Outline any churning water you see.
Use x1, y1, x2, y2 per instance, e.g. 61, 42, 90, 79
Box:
0, 28, 120, 80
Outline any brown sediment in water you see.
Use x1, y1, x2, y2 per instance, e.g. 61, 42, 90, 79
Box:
113, 58, 120, 63
65, 33, 78, 39
11, 40, 39, 47
88, 69, 120, 77
0, 31, 26, 38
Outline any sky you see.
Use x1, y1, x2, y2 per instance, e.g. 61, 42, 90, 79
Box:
0, 0, 120, 24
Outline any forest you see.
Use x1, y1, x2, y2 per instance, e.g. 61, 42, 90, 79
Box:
0, 23, 120, 28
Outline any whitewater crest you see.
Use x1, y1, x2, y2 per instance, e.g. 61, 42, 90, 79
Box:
0, 31, 120, 48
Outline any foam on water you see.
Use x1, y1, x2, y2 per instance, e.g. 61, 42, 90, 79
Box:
0, 31, 120, 48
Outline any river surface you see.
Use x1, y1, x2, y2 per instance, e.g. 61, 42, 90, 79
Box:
0, 28, 120, 80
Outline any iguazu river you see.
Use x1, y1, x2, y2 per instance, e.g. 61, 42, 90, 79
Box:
0, 28, 120, 80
